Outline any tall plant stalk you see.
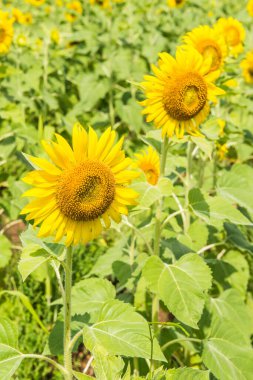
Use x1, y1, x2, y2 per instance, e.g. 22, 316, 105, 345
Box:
184, 140, 194, 232
151, 136, 169, 368
64, 247, 73, 380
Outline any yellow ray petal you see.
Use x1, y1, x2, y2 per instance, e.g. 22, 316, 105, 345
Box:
72, 122, 88, 162
26, 154, 62, 175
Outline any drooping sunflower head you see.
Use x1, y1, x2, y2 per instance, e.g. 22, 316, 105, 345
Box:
0, 12, 14, 54
21, 124, 139, 246
167, 0, 185, 8
140, 46, 225, 139
241, 51, 253, 84
247, 0, 253, 16
214, 17, 245, 57
183, 25, 228, 72
135, 146, 160, 186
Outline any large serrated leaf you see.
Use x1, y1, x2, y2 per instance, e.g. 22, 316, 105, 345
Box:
209, 290, 252, 346
202, 339, 253, 380
0, 319, 23, 380
93, 349, 125, 380
203, 290, 253, 380
218, 165, 253, 215
83, 299, 165, 361
166, 367, 210, 379
18, 243, 50, 281
143, 254, 212, 328
189, 188, 252, 226
71, 278, 116, 320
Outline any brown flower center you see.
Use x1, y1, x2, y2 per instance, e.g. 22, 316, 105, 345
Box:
163, 72, 207, 121
56, 160, 115, 221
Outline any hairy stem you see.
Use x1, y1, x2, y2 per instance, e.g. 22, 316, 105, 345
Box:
64, 247, 73, 380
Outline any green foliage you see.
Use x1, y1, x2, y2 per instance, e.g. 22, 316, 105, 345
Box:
143, 254, 212, 328
166, 368, 210, 379
0, 235, 12, 268
92, 350, 125, 380
218, 164, 253, 215
71, 278, 116, 319
83, 299, 165, 360
189, 188, 252, 227
0, 318, 23, 380
202, 290, 253, 380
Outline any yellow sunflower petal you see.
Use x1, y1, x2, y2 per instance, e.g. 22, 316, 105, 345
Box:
21, 125, 139, 246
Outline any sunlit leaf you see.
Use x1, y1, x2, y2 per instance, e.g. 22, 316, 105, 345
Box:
71, 278, 116, 320
83, 299, 165, 361
189, 188, 252, 226
143, 254, 212, 328
167, 367, 210, 379
0, 319, 23, 380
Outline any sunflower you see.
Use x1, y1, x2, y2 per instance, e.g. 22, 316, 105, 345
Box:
0, 12, 14, 55
247, 0, 253, 16
21, 124, 139, 246
167, 0, 185, 8
241, 51, 253, 84
12, 8, 23, 23
26, 0, 46, 5
89, 0, 111, 9
183, 25, 227, 72
140, 47, 225, 138
214, 17, 245, 57
13, 8, 33, 25
51, 28, 60, 45
217, 143, 228, 161
135, 147, 160, 186
65, 1, 82, 22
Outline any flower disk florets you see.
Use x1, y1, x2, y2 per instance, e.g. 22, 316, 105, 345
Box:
163, 72, 207, 121
56, 161, 115, 221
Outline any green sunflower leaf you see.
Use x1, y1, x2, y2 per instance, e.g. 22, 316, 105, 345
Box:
203, 290, 253, 380
166, 367, 210, 379
143, 253, 212, 328
189, 188, 252, 226
83, 299, 165, 361
0, 318, 23, 380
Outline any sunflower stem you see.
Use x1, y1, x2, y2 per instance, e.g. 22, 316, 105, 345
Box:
212, 148, 218, 191
64, 246, 73, 380
185, 140, 194, 233
151, 136, 169, 371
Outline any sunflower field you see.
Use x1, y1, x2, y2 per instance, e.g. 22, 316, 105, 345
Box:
1, 0, 253, 379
